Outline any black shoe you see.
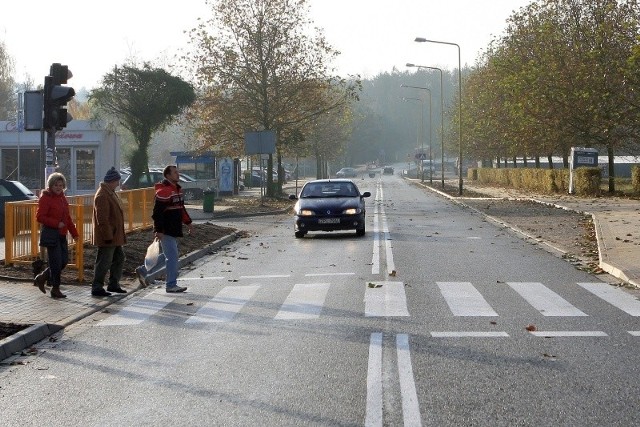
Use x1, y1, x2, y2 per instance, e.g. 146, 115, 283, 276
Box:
166, 285, 187, 293
91, 288, 112, 297
107, 286, 127, 294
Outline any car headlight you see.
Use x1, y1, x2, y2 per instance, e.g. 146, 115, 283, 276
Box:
343, 208, 361, 215
298, 209, 315, 216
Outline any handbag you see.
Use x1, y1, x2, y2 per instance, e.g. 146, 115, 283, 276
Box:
144, 240, 162, 272
39, 226, 60, 247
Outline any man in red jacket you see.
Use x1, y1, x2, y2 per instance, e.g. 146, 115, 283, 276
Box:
137, 165, 193, 292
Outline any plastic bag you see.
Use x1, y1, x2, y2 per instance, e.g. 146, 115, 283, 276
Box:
144, 240, 161, 272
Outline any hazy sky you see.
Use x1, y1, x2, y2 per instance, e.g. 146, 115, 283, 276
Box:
1, 0, 532, 90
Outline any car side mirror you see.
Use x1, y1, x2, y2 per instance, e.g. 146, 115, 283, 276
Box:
289, 194, 298, 200
361, 191, 371, 198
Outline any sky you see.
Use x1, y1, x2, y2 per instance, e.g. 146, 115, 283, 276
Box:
1, 0, 533, 91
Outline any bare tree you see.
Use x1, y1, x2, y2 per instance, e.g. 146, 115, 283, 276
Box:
185, 0, 359, 195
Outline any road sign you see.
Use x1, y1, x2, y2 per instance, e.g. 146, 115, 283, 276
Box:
415, 153, 427, 160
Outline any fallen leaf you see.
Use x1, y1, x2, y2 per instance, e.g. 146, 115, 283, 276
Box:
542, 353, 557, 359
389, 270, 396, 277
525, 324, 537, 332
186, 302, 194, 306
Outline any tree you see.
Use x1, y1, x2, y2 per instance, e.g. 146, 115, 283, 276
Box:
0, 39, 16, 120
90, 64, 196, 187
460, 0, 640, 191
185, 0, 359, 196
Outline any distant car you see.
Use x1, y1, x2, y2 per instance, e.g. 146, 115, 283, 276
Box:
383, 166, 394, 175
0, 179, 37, 238
336, 167, 358, 178
289, 179, 371, 238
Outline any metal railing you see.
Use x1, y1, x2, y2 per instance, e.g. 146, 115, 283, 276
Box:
4, 187, 156, 281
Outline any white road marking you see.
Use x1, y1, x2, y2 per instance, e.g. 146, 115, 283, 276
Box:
99, 291, 174, 326
529, 331, 608, 337
185, 285, 260, 324
438, 282, 498, 316
578, 282, 640, 316
371, 182, 395, 276
371, 193, 381, 275
396, 334, 422, 426
365, 333, 383, 427
305, 272, 355, 277
177, 276, 224, 281
507, 282, 587, 316
274, 283, 330, 320
240, 274, 290, 279
365, 281, 410, 317
431, 331, 510, 338
628, 331, 640, 336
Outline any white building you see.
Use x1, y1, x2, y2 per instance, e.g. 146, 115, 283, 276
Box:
0, 120, 120, 195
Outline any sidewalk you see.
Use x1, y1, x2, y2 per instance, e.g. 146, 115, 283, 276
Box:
2, 179, 639, 362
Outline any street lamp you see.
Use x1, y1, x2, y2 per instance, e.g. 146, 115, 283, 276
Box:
414, 37, 463, 195
401, 84, 432, 184
402, 96, 424, 181
406, 63, 445, 189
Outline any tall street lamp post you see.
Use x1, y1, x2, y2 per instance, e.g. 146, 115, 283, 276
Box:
401, 84, 432, 183
406, 63, 445, 189
402, 96, 424, 181
414, 37, 463, 195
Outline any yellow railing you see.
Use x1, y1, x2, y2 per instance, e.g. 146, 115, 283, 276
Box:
4, 187, 156, 282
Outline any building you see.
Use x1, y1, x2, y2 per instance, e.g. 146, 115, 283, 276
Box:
0, 120, 119, 194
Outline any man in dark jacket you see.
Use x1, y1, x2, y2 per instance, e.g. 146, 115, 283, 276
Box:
137, 165, 192, 293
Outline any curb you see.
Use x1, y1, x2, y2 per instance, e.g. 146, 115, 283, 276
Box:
0, 231, 240, 362
0, 323, 63, 362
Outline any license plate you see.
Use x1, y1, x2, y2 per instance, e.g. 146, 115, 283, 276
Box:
318, 218, 340, 224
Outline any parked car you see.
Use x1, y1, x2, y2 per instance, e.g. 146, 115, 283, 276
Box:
0, 179, 38, 238
120, 171, 202, 200
336, 167, 358, 178
289, 179, 371, 238
383, 166, 394, 175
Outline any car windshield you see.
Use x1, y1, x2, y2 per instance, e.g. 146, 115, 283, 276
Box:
301, 183, 358, 198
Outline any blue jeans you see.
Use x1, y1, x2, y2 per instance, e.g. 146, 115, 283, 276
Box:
46, 236, 69, 287
160, 235, 179, 288
138, 236, 179, 289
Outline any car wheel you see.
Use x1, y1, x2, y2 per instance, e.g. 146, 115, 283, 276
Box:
356, 225, 365, 237
295, 230, 306, 238
183, 189, 196, 201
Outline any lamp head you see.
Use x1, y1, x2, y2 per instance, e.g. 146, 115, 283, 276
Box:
414, 37, 427, 43
406, 63, 416, 67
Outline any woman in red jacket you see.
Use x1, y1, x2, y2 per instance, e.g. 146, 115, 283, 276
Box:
34, 173, 79, 298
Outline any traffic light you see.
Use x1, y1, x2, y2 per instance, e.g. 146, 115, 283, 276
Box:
44, 63, 75, 132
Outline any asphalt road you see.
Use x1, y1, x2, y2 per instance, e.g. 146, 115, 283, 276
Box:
1, 174, 638, 426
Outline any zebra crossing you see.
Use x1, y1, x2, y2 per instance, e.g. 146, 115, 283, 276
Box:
98, 279, 640, 336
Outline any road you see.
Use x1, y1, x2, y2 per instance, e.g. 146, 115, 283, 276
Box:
1, 174, 639, 426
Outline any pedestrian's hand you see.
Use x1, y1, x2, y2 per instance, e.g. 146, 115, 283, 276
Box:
187, 225, 193, 236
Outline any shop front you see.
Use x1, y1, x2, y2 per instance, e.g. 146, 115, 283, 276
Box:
0, 120, 119, 195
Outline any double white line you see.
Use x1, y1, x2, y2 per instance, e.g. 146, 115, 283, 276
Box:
366, 333, 422, 426
371, 182, 396, 276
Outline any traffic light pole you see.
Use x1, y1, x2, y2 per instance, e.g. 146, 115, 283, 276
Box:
42, 63, 74, 185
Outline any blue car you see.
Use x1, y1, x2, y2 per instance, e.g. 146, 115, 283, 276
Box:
289, 179, 371, 238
